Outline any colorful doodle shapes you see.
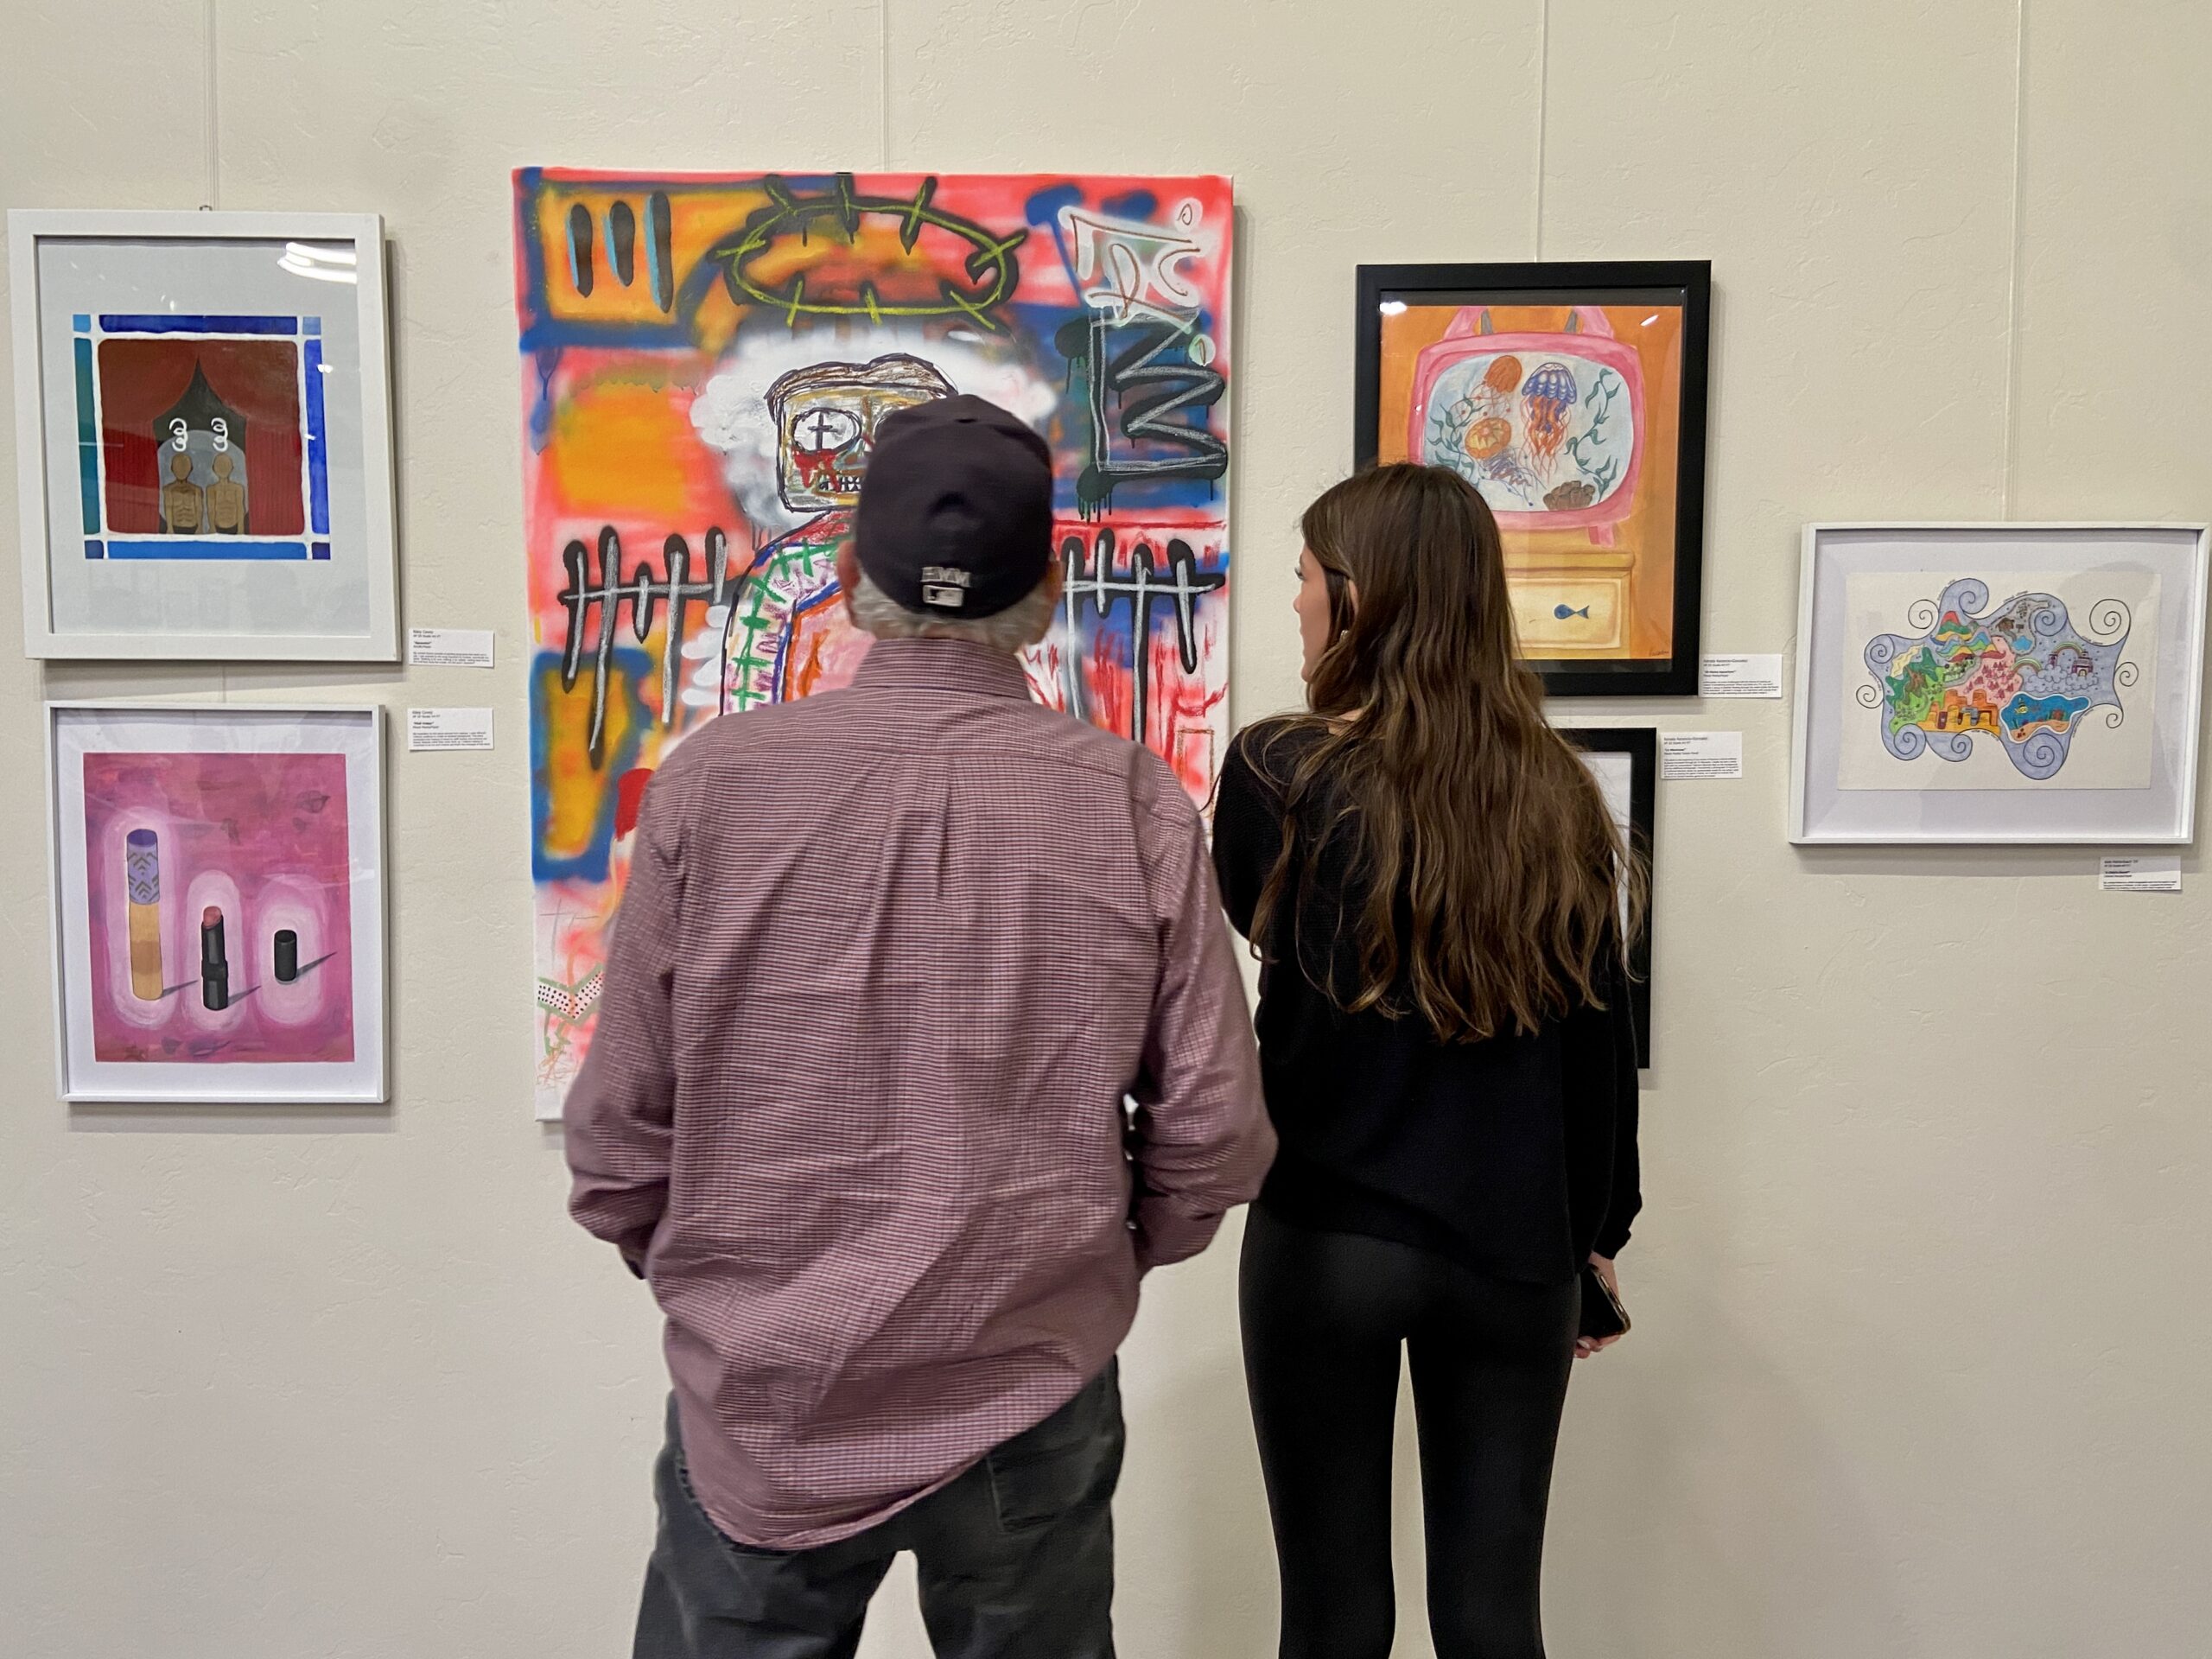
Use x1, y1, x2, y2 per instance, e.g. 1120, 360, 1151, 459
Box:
2001, 692, 2089, 740
1866, 578, 2126, 780
531, 646, 652, 882
713, 175, 1029, 330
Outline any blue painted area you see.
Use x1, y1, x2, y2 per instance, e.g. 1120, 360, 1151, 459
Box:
531, 645, 654, 884
1100, 189, 1158, 220
85, 539, 105, 560
2002, 692, 2090, 734
303, 315, 321, 336
643, 206, 664, 308
1024, 182, 1084, 226
105, 540, 308, 560
310, 542, 331, 561
98, 314, 297, 335
71, 314, 91, 333
73, 336, 101, 532
304, 339, 330, 534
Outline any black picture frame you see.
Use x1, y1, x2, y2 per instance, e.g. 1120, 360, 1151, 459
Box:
1354, 260, 1712, 696
1562, 726, 1656, 1069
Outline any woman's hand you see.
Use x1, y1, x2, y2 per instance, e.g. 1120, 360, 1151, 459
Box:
1574, 1254, 1624, 1359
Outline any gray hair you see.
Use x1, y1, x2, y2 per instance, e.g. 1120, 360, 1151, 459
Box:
848, 571, 1059, 653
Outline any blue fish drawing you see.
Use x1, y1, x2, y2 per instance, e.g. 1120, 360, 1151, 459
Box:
1553, 603, 1592, 620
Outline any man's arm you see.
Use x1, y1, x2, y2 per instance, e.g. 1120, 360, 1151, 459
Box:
564, 766, 690, 1276
1128, 786, 1277, 1272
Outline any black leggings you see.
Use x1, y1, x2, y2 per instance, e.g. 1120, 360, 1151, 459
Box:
1241, 1207, 1580, 1659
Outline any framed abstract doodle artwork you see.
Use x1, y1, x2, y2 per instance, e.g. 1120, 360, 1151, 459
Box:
1562, 727, 1656, 1068
513, 168, 1233, 1116
8, 211, 398, 660
45, 703, 388, 1103
1790, 524, 2210, 844
1355, 261, 1711, 696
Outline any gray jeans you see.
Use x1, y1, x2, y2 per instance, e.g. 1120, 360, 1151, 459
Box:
635, 1364, 1123, 1659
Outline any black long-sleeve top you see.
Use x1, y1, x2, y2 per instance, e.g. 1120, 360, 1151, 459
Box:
1211, 723, 1642, 1285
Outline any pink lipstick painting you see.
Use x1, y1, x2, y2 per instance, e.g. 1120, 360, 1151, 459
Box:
81, 750, 354, 1064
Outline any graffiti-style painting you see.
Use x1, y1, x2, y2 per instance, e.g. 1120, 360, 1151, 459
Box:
1861, 579, 2137, 781
514, 169, 1234, 1116
80, 751, 354, 1063
1357, 262, 1710, 695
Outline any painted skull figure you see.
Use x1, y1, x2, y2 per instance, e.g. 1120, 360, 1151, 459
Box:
721, 353, 957, 711
769, 354, 957, 513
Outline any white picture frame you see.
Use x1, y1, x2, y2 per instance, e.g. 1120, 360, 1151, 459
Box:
45, 702, 389, 1104
9, 210, 398, 660
1789, 523, 2209, 845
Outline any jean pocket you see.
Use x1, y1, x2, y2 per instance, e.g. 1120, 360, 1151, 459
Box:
984, 1367, 1126, 1533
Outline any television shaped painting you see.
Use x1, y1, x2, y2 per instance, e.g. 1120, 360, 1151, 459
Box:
514, 168, 1234, 1117
1357, 262, 1710, 696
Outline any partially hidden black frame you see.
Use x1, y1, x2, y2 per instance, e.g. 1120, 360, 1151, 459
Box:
1354, 260, 1712, 697
1562, 726, 1656, 1069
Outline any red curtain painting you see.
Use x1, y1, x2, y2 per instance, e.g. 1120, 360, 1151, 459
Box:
97, 337, 306, 535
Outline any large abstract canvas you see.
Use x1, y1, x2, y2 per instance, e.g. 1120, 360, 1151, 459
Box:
10, 211, 398, 659
48, 705, 387, 1103
1356, 262, 1710, 696
1790, 524, 2209, 844
514, 168, 1234, 1116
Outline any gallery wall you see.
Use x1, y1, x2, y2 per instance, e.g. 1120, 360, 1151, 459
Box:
3, 2, 2208, 1656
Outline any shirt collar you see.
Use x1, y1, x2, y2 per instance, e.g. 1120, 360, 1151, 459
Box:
853, 636, 1036, 702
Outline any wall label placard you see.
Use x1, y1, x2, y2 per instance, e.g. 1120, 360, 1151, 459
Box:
1661, 731, 1743, 779
407, 708, 493, 751
1700, 653, 1784, 698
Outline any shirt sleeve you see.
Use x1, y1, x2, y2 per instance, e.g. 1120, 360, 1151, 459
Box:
1592, 953, 1643, 1259
1128, 786, 1277, 1272
564, 766, 689, 1275
1209, 730, 1276, 941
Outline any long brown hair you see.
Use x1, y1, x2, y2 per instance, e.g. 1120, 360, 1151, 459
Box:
1249, 463, 1645, 1041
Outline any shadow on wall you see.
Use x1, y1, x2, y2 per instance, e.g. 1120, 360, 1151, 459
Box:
1546, 1280, 1926, 1658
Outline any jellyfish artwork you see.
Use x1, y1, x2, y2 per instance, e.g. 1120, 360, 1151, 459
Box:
1477, 355, 1523, 416
1521, 360, 1580, 478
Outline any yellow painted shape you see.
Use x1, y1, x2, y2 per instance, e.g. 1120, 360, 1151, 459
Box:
537, 661, 636, 861
547, 380, 700, 518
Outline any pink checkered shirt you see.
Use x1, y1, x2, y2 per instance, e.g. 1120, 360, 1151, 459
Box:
565, 636, 1274, 1549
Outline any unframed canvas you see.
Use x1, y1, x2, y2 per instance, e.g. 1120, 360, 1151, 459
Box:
514, 169, 1236, 1117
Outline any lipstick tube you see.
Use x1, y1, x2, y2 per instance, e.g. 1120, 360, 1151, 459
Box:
125, 830, 162, 1001
200, 906, 229, 1012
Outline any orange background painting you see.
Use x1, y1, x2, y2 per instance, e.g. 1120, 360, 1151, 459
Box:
1378, 302, 1683, 661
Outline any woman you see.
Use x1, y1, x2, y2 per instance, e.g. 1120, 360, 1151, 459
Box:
1214, 463, 1643, 1659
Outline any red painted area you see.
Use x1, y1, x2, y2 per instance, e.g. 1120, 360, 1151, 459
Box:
613, 767, 654, 840
97, 337, 305, 534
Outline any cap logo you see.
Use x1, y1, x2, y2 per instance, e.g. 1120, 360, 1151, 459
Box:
920, 565, 971, 609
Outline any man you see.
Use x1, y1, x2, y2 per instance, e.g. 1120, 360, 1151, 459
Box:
566, 393, 1274, 1659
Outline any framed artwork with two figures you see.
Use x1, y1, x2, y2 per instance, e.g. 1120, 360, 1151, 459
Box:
1355, 260, 1711, 696
8, 209, 398, 661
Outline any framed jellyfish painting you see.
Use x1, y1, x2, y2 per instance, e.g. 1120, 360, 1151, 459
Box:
1789, 524, 2210, 844
8, 210, 399, 660
1355, 261, 1711, 696
44, 703, 388, 1103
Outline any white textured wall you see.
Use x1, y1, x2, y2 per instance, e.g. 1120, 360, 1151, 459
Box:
4, 3, 2209, 1655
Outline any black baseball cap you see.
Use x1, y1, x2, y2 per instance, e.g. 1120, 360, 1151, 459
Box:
853, 394, 1054, 618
